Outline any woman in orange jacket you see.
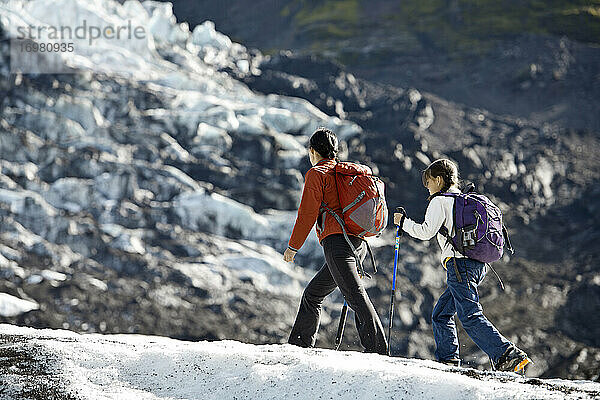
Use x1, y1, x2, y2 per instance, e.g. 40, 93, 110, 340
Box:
283, 128, 388, 354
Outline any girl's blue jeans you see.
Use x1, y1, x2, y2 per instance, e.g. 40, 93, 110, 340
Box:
432, 257, 511, 363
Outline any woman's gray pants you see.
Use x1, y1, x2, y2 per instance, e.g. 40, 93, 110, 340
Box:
288, 234, 388, 354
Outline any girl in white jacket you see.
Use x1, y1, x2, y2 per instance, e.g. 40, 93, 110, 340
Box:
394, 159, 529, 373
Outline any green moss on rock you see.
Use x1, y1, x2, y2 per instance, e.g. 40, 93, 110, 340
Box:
285, 0, 600, 61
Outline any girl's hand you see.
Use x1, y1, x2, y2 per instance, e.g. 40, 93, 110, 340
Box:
393, 212, 404, 225
283, 248, 297, 262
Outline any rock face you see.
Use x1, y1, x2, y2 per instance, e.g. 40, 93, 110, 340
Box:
559, 277, 600, 348
0, 0, 599, 382
171, 0, 600, 133
0, 0, 352, 344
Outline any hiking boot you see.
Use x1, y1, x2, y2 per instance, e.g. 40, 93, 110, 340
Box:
438, 358, 461, 367
494, 345, 530, 373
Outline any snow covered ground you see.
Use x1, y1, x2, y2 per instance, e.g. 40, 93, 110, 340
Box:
1, 325, 599, 400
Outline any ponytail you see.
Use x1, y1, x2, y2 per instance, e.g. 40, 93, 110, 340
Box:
309, 128, 338, 160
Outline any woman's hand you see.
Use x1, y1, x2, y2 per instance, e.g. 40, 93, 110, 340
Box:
393, 212, 404, 226
283, 248, 297, 262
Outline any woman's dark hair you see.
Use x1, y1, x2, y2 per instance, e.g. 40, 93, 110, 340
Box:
422, 159, 459, 194
309, 128, 338, 159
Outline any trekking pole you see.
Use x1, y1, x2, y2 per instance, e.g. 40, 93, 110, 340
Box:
334, 301, 348, 350
388, 207, 405, 356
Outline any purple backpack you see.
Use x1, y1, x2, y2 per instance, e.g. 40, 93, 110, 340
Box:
438, 187, 513, 263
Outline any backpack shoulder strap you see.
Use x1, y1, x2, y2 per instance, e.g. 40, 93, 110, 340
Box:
463, 183, 476, 193
502, 224, 515, 254
366, 240, 377, 274
428, 191, 460, 202
434, 192, 465, 256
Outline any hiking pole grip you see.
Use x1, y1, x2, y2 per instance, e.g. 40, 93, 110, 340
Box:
334, 301, 349, 350
396, 206, 406, 237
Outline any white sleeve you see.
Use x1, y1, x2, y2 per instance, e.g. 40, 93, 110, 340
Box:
402, 198, 446, 241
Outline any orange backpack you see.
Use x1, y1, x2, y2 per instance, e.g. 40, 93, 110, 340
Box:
320, 161, 388, 277
334, 162, 388, 238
